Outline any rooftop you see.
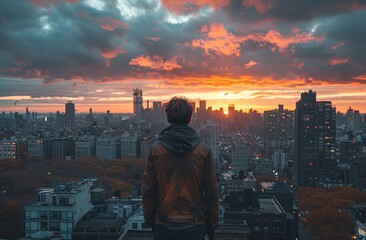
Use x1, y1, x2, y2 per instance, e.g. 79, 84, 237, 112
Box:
258, 197, 285, 214
36, 178, 96, 195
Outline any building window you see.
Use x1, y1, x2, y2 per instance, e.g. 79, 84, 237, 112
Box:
40, 211, 48, 220
50, 211, 60, 220
61, 211, 67, 220
132, 223, 138, 229
25, 222, 30, 230
30, 211, 39, 219
59, 197, 69, 206
52, 196, 57, 206
68, 211, 73, 220
25, 211, 30, 219
50, 222, 60, 231
30, 221, 40, 231
41, 222, 48, 230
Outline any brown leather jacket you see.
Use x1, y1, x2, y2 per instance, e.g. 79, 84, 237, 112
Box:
142, 136, 219, 233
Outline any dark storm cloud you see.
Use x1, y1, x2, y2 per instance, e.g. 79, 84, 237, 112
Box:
0, 0, 365, 93
269, 0, 366, 21
0, 0, 133, 82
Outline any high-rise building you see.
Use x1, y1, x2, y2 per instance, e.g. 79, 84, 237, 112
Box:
228, 104, 235, 125
339, 134, 363, 163
294, 90, 337, 187
27, 136, 44, 158
232, 140, 250, 173
199, 120, 219, 169
0, 137, 17, 159
96, 131, 120, 160
121, 132, 139, 157
264, 104, 294, 148
52, 137, 75, 160
196, 100, 207, 124
152, 101, 165, 123
75, 136, 96, 158
65, 101, 75, 129
133, 88, 143, 120
85, 108, 94, 126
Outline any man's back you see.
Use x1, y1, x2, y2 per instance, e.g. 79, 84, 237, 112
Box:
144, 141, 217, 225
142, 96, 219, 240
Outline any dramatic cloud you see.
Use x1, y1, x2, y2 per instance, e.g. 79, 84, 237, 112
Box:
329, 58, 350, 66
242, 0, 273, 14
244, 60, 259, 69
0, 0, 366, 113
189, 22, 243, 56
161, 0, 230, 14
129, 55, 182, 71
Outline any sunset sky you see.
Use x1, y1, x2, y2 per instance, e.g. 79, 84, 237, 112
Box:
1, 0, 366, 114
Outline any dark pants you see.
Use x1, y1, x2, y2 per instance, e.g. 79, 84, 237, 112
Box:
153, 224, 205, 240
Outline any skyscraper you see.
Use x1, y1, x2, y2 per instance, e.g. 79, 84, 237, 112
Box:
199, 120, 220, 169
133, 88, 143, 120
264, 104, 294, 148
65, 101, 75, 129
294, 90, 336, 187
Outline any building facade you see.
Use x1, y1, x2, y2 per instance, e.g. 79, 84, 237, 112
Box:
0, 137, 17, 159
75, 136, 96, 158
199, 121, 220, 169
65, 101, 75, 129
264, 104, 294, 148
121, 132, 139, 157
27, 136, 44, 158
133, 88, 143, 121
232, 141, 250, 173
295, 90, 337, 187
24, 179, 95, 240
96, 131, 120, 160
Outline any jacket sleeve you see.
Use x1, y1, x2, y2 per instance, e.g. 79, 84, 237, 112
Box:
142, 148, 157, 228
203, 149, 219, 235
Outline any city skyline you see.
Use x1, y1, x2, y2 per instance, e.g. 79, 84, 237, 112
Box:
1, 90, 365, 115
1, 1, 366, 113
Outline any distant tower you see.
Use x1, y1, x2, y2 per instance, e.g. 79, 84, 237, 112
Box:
133, 88, 143, 119
196, 100, 207, 124
295, 90, 336, 187
26, 107, 30, 120
65, 101, 75, 129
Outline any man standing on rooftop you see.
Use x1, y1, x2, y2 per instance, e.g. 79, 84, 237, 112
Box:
142, 96, 219, 240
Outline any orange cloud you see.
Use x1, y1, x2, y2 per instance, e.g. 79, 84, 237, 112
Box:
244, 28, 322, 52
355, 74, 366, 81
189, 22, 242, 56
99, 17, 128, 31
329, 58, 349, 65
244, 60, 259, 69
129, 55, 182, 71
242, 0, 273, 13
161, 0, 230, 14
189, 23, 321, 57
100, 48, 127, 59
